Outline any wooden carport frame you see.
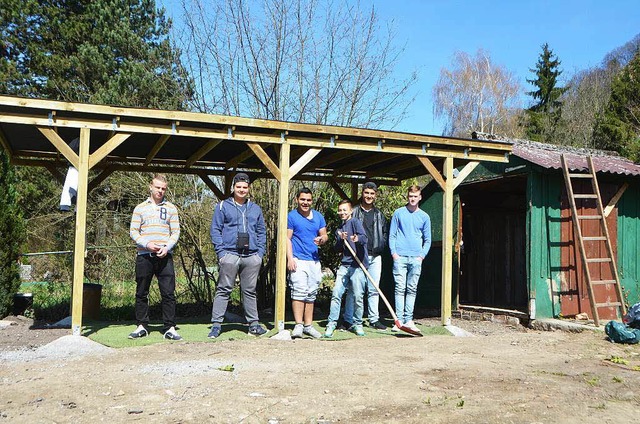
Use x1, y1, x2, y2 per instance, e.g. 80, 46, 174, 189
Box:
0, 95, 511, 335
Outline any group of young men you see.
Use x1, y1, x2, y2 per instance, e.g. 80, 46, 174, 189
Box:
127, 173, 431, 340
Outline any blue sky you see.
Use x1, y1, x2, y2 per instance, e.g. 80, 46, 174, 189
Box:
160, 0, 640, 135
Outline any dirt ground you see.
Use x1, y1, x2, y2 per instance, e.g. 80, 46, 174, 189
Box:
1, 315, 639, 424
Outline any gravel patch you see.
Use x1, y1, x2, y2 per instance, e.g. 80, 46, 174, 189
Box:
0, 335, 113, 362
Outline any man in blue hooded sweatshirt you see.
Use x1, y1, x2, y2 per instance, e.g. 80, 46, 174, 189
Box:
208, 172, 267, 338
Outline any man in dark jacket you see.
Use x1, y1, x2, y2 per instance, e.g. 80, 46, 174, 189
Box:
344, 181, 388, 330
208, 173, 267, 338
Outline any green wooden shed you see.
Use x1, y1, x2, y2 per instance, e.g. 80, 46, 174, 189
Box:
418, 136, 640, 322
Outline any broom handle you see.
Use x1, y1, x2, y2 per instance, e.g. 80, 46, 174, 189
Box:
342, 239, 400, 323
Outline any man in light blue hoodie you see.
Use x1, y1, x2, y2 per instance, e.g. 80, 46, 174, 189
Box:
388, 185, 431, 333
208, 173, 267, 338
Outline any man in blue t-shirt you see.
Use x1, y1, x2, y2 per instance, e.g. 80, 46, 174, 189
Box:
287, 188, 328, 338
388, 185, 431, 333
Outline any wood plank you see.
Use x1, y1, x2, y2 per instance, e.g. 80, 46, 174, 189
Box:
88, 132, 131, 168
0, 95, 513, 153
370, 157, 419, 178
38, 127, 79, 169
43, 163, 66, 184
328, 179, 349, 200
71, 127, 90, 336
185, 138, 222, 168
0, 125, 12, 158
333, 152, 392, 175
225, 148, 255, 170
88, 167, 115, 192
441, 157, 454, 326
604, 182, 628, 218
304, 149, 359, 171
289, 148, 322, 177
275, 143, 291, 331
144, 134, 170, 165
452, 161, 479, 190
417, 156, 446, 190
246, 142, 281, 181
197, 172, 225, 200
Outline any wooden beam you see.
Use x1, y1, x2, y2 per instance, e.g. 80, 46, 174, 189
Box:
452, 161, 479, 190
367, 157, 418, 178
71, 128, 90, 336
328, 179, 349, 200
197, 172, 225, 200
88, 132, 131, 169
38, 127, 79, 169
246, 142, 281, 181
275, 143, 291, 331
604, 182, 629, 218
43, 163, 66, 184
185, 138, 222, 168
145, 134, 170, 165
0, 95, 513, 154
226, 148, 255, 170
350, 181, 358, 201
0, 125, 13, 159
333, 153, 392, 175
305, 149, 359, 171
417, 156, 446, 190
441, 157, 454, 326
88, 167, 115, 192
289, 148, 322, 177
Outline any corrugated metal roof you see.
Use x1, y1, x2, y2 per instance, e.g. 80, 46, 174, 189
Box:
473, 133, 640, 176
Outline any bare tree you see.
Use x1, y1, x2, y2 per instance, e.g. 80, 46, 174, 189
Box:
432, 49, 522, 138
175, 0, 416, 128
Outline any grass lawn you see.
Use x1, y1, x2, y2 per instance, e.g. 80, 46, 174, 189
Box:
85, 318, 451, 348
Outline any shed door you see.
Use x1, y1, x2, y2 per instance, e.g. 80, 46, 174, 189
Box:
560, 181, 619, 320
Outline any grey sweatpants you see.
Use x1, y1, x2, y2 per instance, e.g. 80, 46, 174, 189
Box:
211, 253, 262, 324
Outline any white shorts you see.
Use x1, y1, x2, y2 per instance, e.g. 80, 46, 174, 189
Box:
288, 259, 322, 302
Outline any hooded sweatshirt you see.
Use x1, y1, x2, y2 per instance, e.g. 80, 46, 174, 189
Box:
210, 197, 266, 258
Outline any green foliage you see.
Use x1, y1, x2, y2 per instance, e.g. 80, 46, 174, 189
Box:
0, 0, 192, 108
0, 149, 26, 318
593, 51, 640, 160
524, 43, 568, 142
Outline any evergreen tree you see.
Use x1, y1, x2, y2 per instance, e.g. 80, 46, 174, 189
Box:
0, 0, 192, 109
0, 149, 26, 318
593, 51, 640, 160
524, 43, 568, 142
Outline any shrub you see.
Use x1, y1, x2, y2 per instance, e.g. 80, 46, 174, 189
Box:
0, 150, 26, 318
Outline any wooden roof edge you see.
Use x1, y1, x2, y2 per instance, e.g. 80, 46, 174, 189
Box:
0, 95, 513, 152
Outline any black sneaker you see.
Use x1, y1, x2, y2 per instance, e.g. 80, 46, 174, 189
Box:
248, 324, 267, 336
128, 325, 148, 339
337, 320, 353, 331
370, 321, 387, 330
208, 325, 222, 339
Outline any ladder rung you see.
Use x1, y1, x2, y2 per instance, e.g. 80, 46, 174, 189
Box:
591, 280, 617, 286
573, 194, 598, 199
583, 236, 607, 241
578, 215, 602, 220
595, 302, 622, 308
568, 173, 593, 178
586, 258, 612, 263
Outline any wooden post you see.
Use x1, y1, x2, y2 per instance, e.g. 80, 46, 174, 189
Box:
71, 128, 90, 336
441, 157, 454, 326
275, 142, 291, 331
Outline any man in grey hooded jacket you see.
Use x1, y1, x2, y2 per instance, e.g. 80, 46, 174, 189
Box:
208, 172, 267, 338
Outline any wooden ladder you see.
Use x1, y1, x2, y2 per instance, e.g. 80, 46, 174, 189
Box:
560, 154, 626, 326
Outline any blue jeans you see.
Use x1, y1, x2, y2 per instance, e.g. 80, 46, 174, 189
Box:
344, 255, 382, 323
328, 265, 366, 325
393, 256, 423, 323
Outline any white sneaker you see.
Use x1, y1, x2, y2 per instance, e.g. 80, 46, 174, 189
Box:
163, 326, 183, 341
303, 325, 322, 339
404, 320, 421, 332
291, 323, 304, 338
391, 323, 401, 332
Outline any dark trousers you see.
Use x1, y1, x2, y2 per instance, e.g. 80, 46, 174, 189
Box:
135, 254, 176, 332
